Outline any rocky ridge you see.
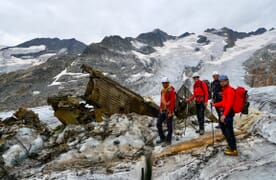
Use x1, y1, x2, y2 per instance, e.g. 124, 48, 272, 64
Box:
205, 27, 267, 51
14, 37, 87, 57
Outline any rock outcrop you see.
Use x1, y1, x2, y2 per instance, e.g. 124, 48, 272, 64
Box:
197, 35, 210, 44
244, 43, 276, 87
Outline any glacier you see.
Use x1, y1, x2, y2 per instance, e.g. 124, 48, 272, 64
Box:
0, 29, 276, 179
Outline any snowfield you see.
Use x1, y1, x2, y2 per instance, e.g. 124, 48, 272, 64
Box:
0, 45, 56, 73
134, 30, 276, 107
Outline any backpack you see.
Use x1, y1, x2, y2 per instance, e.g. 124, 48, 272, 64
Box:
201, 80, 212, 100
232, 87, 250, 114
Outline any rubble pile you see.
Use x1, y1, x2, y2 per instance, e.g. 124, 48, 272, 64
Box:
0, 107, 158, 179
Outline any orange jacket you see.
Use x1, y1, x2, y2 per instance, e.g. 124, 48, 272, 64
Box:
214, 84, 235, 116
160, 85, 176, 114
189, 80, 209, 103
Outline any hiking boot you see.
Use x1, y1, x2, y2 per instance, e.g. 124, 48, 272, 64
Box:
161, 141, 172, 147
156, 139, 165, 145
225, 145, 231, 150
199, 129, 205, 135
224, 149, 238, 156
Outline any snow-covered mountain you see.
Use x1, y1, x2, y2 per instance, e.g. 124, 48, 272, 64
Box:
0, 27, 276, 179
0, 38, 86, 73
1, 27, 275, 112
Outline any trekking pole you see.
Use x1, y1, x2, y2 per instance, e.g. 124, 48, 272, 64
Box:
211, 104, 215, 147
186, 100, 189, 115
183, 100, 188, 135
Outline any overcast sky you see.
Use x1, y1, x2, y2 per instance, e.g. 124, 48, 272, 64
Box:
0, 0, 275, 46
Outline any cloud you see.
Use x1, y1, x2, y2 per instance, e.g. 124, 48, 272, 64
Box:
0, 0, 275, 46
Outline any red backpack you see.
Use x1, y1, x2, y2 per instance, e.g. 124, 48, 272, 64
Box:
232, 87, 249, 114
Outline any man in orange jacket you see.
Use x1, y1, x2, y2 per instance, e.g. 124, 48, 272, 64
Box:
156, 77, 176, 147
186, 72, 208, 135
211, 75, 238, 156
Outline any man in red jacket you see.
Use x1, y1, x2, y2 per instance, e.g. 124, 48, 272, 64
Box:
156, 77, 176, 147
211, 75, 238, 156
186, 72, 208, 135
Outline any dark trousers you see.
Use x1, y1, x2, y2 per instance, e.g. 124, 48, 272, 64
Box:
196, 102, 205, 130
157, 111, 173, 142
220, 118, 237, 150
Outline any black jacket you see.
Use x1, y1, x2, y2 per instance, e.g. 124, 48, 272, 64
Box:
211, 79, 222, 103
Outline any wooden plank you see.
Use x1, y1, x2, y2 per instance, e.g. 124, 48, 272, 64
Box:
154, 129, 247, 159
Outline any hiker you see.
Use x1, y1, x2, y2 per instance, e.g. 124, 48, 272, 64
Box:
156, 76, 176, 147
211, 71, 222, 128
186, 72, 209, 135
211, 75, 238, 156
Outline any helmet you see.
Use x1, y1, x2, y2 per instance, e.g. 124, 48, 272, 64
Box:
212, 71, 219, 75
218, 74, 229, 81
192, 72, 200, 78
161, 76, 169, 83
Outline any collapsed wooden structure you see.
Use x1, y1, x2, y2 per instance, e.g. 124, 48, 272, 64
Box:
81, 64, 159, 117
48, 64, 216, 125
48, 65, 160, 124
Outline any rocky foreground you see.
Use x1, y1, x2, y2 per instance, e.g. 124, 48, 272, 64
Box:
1, 106, 276, 180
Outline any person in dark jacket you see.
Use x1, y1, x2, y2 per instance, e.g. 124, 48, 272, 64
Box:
211, 71, 222, 128
211, 75, 238, 156
186, 72, 209, 135
156, 77, 176, 147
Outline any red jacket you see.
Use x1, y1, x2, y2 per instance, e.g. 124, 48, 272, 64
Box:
214, 84, 235, 116
189, 80, 209, 103
160, 85, 176, 114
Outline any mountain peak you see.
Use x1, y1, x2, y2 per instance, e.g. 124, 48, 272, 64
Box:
178, 32, 194, 38
152, 28, 166, 34
136, 29, 175, 47
100, 35, 133, 51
